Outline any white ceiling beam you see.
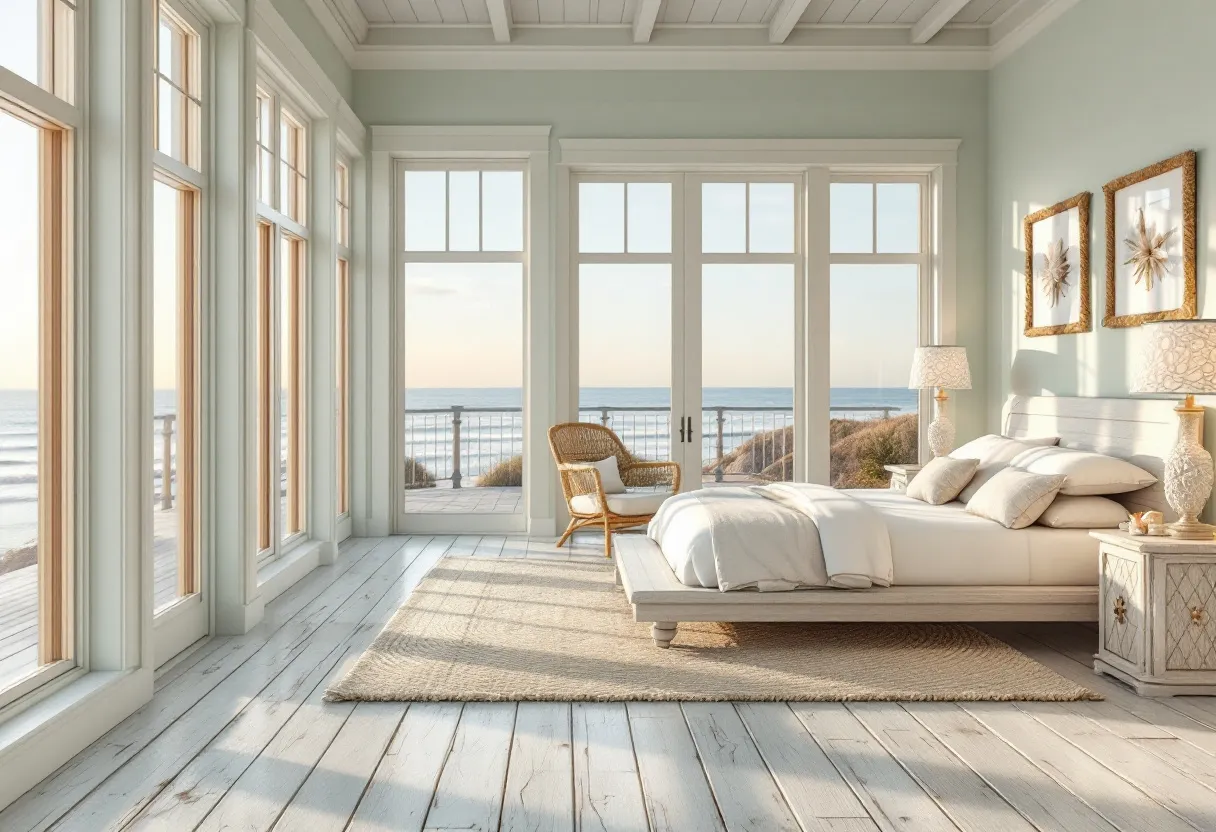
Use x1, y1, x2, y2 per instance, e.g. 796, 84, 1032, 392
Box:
486, 0, 512, 43
768, 0, 816, 44
632, 0, 663, 44
910, 0, 973, 44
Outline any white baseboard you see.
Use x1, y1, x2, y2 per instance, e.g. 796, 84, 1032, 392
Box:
0, 668, 152, 811
257, 539, 325, 605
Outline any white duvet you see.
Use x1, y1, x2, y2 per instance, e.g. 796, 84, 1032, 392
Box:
646, 483, 893, 592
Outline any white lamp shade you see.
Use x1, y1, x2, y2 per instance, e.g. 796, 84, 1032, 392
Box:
1133, 320, 1216, 395
909, 346, 971, 390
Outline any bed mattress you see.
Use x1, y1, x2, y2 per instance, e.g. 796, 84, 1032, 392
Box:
663, 488, 1099, 588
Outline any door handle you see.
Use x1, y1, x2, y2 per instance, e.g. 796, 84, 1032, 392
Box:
678, 418, 686, 443
686, 416, 695, 442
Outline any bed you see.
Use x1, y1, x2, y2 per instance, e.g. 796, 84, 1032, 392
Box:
615, 395, 1178, 646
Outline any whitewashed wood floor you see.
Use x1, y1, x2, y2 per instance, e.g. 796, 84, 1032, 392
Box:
5, 533, 1216, 832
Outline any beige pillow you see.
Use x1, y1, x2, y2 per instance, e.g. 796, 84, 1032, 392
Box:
1036, 495, 1129, 529
1008, 446, 1157, 496
951, 435, 1054, 503
966, 468, 1066, 530
588, 456, 626, 494
906, 457, 979, 505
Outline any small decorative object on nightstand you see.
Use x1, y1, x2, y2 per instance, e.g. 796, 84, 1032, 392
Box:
908, 346, 971, 457
1092, 530, 1216, 696
884, 464, 923, 492
1133, 320, 1216, 540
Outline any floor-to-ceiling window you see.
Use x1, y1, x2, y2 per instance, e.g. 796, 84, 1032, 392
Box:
399, 164, 526, 521
828, 177, 927, 487
0, 0, 76, 703
151, 1, 204, 632
254, 83, 309, 562
335, 158, 350, 519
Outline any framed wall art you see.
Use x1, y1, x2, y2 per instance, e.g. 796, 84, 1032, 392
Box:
1103, 150, 1197, 328
1024, 191, 1091, 337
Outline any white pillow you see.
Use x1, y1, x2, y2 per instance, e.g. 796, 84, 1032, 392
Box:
587, 456, 626, 494
1036, 495, 1129, 529
966, 468, 1067, 530
1002, 435, 1060, 446
951, 435, 1055, 504
1009, 446, 1157, 496
906, 457, 979, 505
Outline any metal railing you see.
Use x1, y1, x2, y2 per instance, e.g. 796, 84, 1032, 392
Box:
403, 404, 902, 488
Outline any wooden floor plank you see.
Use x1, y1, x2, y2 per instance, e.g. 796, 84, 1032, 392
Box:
446, 535, 482, 558
682, 702, 800, 832
500, 703, 575, 832
1017, 701, 1216, 830
789, 702, 960, 832
499, 537, 530, 559
627, 702, 725, 832
348, 703, 464, 832
52, 539, 427, 832
736, 702, 879, 831
274, 701, 408, 831
904, 702, 1119, 832
0, 536, 410, 832
847, 703, 1037, 832
962, 702, 1197, 832
571, 703, 648, 832
423, 702, 517, 832
473, 535, 506, 557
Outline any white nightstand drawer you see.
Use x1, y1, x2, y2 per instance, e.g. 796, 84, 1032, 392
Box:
1163, 562, 1216, 672
1100, 547, 1145, 671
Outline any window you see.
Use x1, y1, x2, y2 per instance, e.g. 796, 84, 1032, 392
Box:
1, 0, 76, 103
254, 82, 309, 561
0, 4, 77, 701
828, 178, 927, 487
151, 1, 203, 615
336, 160, 350, 517
154, 4, 201, 170
400, 166, 525, 517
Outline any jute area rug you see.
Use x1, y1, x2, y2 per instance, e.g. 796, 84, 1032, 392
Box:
325, 557, 1100, 703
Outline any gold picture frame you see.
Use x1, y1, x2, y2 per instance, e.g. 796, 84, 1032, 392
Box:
1103, 150, 1197, 328
1024, 191, 1091, 337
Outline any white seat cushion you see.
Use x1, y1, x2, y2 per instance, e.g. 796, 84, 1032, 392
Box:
570, 490, 672, 516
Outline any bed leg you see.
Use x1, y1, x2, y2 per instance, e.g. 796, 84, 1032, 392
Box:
651, 622, 678, 648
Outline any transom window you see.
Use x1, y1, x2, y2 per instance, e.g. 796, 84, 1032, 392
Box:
280, 109, 306, 224
154, 4, 201, 170
404, 169, 524, 253
0, 0, 76, 103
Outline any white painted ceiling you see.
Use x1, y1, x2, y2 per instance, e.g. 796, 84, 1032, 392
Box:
355, 0, 1021, 28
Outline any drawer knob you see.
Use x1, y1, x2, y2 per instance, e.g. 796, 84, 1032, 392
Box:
1192, 606, 1205, 625
1113, 596, 1127, 625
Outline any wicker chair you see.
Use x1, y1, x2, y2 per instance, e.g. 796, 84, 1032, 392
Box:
548, 422, 682, 558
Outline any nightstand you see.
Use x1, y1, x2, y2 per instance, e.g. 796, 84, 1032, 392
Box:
1091, 530, 1216, 696
884, 464, 923, 493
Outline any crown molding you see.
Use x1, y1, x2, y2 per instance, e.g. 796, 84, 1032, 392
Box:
302, 0, 366, 63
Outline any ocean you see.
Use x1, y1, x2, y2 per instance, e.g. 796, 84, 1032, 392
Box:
0, 386, 917, 551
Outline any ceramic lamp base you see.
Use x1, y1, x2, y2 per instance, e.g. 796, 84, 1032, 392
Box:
1165, 404, 1215, 540
927, 390, 955, 457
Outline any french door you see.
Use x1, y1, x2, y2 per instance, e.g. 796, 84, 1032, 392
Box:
573, 174, 804, 490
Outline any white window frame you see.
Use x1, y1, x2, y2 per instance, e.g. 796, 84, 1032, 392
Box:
149, 0, 210, 664
254, 77, 310, 565
335, 154, 351, 521
396, 160, 528, 533
556, 139, 957, 507
829, 173, 934, 463
0, 0, 82, 715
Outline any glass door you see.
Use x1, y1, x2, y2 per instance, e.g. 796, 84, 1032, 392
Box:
683, 176, 803, 489
575, 176, 687, 479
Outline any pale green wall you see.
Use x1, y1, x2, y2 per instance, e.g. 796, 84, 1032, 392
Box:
353, 69, 991, 441
988, 0, 1216, 421
270, 0, 353, 102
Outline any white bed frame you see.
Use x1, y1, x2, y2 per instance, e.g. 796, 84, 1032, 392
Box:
616, 395, 1179, 647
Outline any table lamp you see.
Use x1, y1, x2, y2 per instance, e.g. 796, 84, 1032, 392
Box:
1133, 320, 1216, 539
909, 346, 971, 457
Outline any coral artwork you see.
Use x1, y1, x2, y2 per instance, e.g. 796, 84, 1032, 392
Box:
1039, 238, 1070, 307
1123, 207, 1177, 292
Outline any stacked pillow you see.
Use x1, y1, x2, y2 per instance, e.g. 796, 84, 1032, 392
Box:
901, 433, 1157, 530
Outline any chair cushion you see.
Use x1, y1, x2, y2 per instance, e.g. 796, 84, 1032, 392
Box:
570, 490, 673, 517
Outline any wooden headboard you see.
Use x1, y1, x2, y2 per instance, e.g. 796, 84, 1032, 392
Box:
1002, 395, 1179, 519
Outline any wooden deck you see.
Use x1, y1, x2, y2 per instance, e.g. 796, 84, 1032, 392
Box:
0, 511, 181, 693
4, 533, 1216, 831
